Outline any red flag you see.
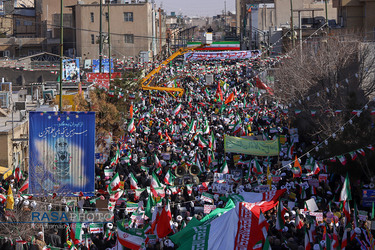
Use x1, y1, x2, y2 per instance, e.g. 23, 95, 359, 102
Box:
156, 201, 172, 238
216, 82, 223, 102
255, 76, 274, 95
130, 104, 133, 119
224, 92, 235, 104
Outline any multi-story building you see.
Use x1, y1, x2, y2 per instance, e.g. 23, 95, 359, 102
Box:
333, 0, 375, 39
70, 1, 166, 61
236, 0, 337, 50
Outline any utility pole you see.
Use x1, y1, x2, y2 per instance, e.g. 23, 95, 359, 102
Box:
224, 0, 226, 31
59, 0, 63, 112
158, 8, 162, 57
99, 0, 103, 73
290, 0, 295, 48
108, 0, 111, 85
325, 0, 328, 31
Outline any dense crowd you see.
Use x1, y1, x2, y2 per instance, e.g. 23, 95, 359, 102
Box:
0, 59, 373, 250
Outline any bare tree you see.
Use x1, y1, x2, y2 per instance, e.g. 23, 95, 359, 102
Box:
274, 35, 375, 166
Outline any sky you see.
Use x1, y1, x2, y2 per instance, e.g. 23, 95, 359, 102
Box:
154, 0, 236, 17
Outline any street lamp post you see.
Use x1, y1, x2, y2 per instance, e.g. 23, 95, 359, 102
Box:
59, 0, 63, 112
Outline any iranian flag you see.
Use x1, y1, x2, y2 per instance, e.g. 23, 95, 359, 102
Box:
170, 190, 285, 249
70, 223, 83, 245
349, 151, 358, 161
203, 120, 210, 134
343, 200, 351, 225
154, 154, 162, 168
252, 159, 263, 175
339, 173, 352, 201
108, 172, 121, 193
169, 186, 180, 195
19, 178, 29, 192
275, 200, 286, 231
173, 103, 182, 116
117, 222, 146, 250
357, 148, 365, 156
151, 172, 162, 189
127, 118, 136, 133
210, 131, 216, 150
188, 120, 197, 134
163, 169, 175, 186
220, 160, 229, 174
312, 162, 320, 175
295, 211, 303, 229
337, 155, 347, 165
13, 166, 23, 182
151, 172, 165, 197
201, 192, 214, 204
341, 227, 347, 250
233, 120, 242, 134
287, 143, 294, 159
207, 150, 214, 166
198, 135, 209, 149
129, 172, 139, 190
305, 229, 311, 250
332, 225, 339, 249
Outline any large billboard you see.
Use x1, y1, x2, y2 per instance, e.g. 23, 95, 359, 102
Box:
92, 59, 114, 73
29, 111, 95, 196
62, 58, 80, 82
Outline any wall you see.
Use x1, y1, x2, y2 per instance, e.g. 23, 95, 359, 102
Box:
0, 120, 28, 171
275, 0, 337, 28
74, 3, 153, 60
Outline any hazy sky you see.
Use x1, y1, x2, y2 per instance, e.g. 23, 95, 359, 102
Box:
154, 0, 236, 17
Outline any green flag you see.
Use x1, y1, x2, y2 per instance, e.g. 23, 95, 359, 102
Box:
145, 193, 154, 219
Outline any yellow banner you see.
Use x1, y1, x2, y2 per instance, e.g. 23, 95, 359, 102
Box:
224, 135, 280, 156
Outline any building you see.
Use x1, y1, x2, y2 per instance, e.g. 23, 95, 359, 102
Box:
333, 0, 375, 39
236, 0, 337, 51
70, 1, 166, 61
0, 0, 61, 58
0, 82, 29, 177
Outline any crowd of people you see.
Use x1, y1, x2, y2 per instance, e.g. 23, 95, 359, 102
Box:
0, 58, 373, 250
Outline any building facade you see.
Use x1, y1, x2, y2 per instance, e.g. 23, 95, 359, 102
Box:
71, 2, 165, 61
333, 0, 375, 39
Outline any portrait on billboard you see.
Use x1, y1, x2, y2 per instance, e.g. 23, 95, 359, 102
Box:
28, 111, 95, 196
63, 58, 80, 81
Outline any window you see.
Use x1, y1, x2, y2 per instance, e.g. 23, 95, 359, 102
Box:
91, 34, 95, 44
105, 12, 109, 22
124, 34, 134, 44
24, 20, 33, 26
124, 12, 133, 22
90, 12, 94, 22
15, 19, 21, 26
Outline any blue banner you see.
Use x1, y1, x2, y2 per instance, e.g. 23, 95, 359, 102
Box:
29, 112, 95, 196
92, 59, 114, 73
362, 189, 375, 207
